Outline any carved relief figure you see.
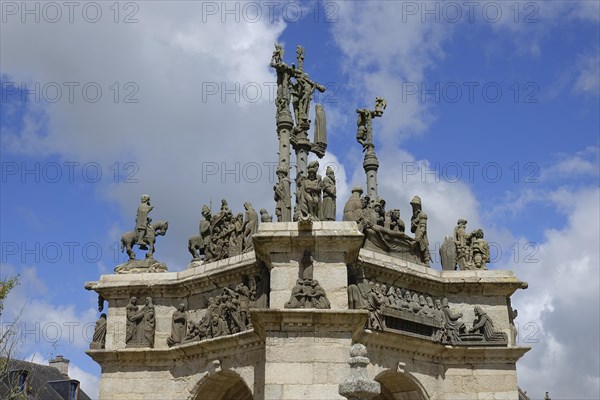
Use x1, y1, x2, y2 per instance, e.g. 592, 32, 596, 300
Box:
167, 304, 187, 347
242, 202, 259, 252
469, 229, 490, 269
441, 297, 466, 343
469, 306, 508, 342
410, 196, 430, 264
274, 167, 292, 222
125, 297, 144, 346
143, 297, 156, 348
260, 209, 273, 223
454, 219, 468, 269
343, 186, 363, 222
320, 166, 336, 221
90, 313, 107, 350
135, 194, 153, 247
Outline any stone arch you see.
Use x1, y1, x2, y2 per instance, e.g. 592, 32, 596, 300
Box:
190, 371, 253, 400
373, 370, 430, 400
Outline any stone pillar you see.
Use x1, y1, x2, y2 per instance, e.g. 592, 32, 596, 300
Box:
253, 221, 363, 311
294, 136, 311, 179
363, 148, 379, 203
277, 110, 293, 222
251, 310, 368, 400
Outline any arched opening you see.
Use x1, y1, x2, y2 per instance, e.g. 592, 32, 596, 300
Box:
191, 371, 253, 400
373, 370, 429, 400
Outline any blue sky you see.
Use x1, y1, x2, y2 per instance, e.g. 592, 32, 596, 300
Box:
1, 1, 599, 398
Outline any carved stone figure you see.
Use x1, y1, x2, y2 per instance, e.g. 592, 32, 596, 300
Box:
121, 221, 169, 261
285, 278, 330, 309
313, 104, 327, 157
469, 306, 508, 342
356, 108, 374, 152
274, 167, 292, 222
508, 296, 518, 345
296, 45, 304, 71
125, 297, 144, 347
200, 205, 213, 258
260, 209, 273, 223
348, 270, 371, 310
135, 194, 153, 247
286, 279, 308, 309
320, 166, 336, 221
291, 72, 326, 127
343, 186, 363, 221
388, 209, 405, 232
410, 196, 430, 264
90, 313, 107, 350
143, 297, 156, 348
271, 43, 284, 65
365, 283, 385, 330
356, 98, 386, 153
469, 229, 490, 269
181, 283, 256, 345
373, 199, 385, 226
440, 235, 456, 270
242, 202, 259, 252
454, 219, 468, 269
271, 44, 293, 113
297, 161, 322, 220
442, 297, 466, 343
167, 304, 187, 347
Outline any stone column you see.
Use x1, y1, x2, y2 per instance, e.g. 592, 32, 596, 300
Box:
294, 138, 311, 179
363, 147, 379, 203
277, 110, 293, 222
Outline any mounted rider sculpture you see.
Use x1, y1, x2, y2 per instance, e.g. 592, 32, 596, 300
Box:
121, 194, 169, 260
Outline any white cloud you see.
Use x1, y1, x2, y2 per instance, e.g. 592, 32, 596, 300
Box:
1, 3, 288, 269
1, 264, 97, 353
513, 187, 600, 398
574, 52, 600, 95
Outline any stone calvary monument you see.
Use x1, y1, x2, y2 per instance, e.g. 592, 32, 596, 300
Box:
85, 44, 530, 400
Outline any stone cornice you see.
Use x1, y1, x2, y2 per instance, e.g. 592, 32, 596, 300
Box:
359, 249, 528, 297
355, 329, 530, 364
252, 222, 364, 267
250, 309, 368, 338
86, 329, 263, 366
84, 252, 258, 299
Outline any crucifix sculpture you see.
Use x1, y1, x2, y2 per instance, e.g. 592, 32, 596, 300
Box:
270, 43, 327, 222
356, 97, 387, 203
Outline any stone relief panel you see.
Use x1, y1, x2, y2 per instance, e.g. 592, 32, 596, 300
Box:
348, 276, 508, 346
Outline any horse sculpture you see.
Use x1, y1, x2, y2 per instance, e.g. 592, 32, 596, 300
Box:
121, 221, 169, 260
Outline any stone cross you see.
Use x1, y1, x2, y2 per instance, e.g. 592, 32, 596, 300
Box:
356, 97, 386, 204
270, 44, 327, 221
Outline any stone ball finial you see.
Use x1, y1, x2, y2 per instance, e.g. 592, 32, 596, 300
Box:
349, 343, 367, 358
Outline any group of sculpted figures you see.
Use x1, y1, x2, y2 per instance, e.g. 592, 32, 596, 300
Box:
342, 187, 430, 265
348, 277, 507, 345
125, 296, 156, 348
440, 219, 491, 270
284, 250, 331, 309
188, 200, 259, 263
167, 283, 254, 347
273, 162, 336, 223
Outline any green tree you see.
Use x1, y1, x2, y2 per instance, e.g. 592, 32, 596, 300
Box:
0, 275, 28, 400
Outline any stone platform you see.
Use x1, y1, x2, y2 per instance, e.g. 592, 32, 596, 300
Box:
85, 222, 529, 400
